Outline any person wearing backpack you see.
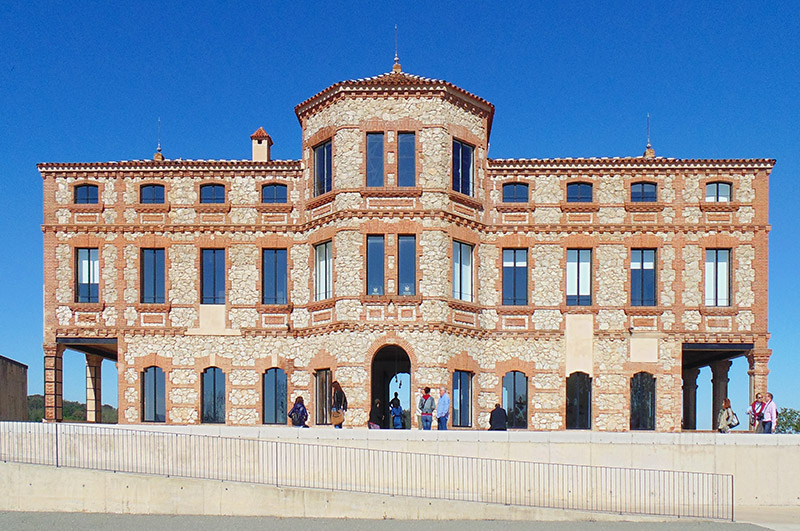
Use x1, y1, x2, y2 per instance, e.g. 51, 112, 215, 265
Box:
418, 387, 435, 430
288, 396, 309, 428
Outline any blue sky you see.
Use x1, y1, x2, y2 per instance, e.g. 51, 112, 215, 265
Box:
1, 2, 797, 427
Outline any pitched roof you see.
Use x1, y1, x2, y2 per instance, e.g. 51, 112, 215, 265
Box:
250, 127, 273, 143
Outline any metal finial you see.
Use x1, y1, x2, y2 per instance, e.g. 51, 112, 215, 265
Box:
157, 118, 162, 153
394, 24, 399, 65
646, 113, 651, 148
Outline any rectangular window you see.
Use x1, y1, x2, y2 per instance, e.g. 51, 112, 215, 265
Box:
397, 235, 416, 296
452, 139, 473, 196
452, 370, 472, 427
566, 249, 592, 306
315, 369, 331, 425
502, 249, 528, 305
262, 249, 287, 304
452, 241, 474, 302
397, 133, 416, 187
314, 140, 332, 196
76, 248, 99, 303
366, 133, 384, 187
705, 249, 730, 306
631, 249, 656, 306
201, 249, 225, 304
366, 235, 385, 296
141, 249, 165, 304
314, 241, 333, 301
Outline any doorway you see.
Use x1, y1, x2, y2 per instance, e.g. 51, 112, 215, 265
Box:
371, 345, 411, 429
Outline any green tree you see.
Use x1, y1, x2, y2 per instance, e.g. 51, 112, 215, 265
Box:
776, 407, 800, 434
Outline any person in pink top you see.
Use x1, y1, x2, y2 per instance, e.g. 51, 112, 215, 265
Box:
761, 392, 778, 434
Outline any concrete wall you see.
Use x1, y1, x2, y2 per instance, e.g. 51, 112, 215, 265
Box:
0, 356, 27, 421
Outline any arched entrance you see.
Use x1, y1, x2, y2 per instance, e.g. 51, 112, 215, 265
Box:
371, 345, 411, 429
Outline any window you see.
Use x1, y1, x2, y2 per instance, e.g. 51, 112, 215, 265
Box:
705, 182, 731, 203
566, 249, 592, 306
630, 182, 657, 202
502, 183, 528, 203
452, 139, 473, 196
315, 369, 332, 425
397, 133, 415, 187
262, 249, 287, 304
452, 370, 472, 427
452, 241, 474, 302
141, 366, 165, 423
566, 372, 591, 429
705, 249, 730, 306
201, 249, 225, 304
366, 133, 384, 187
261, 184, 287, 204
202, 367, 225, 424
314, 241, 333, 300
314, 140, 332, 196
76, 248, 99, 303
502, 371, 527, 429
631, 249, 656, 306
502, 249, 527, 305
630, 372, 656, 430
566, 183, 592, 202
397, 235, 416, 296
263, 368, 287, 424
74, 184, 98, 204
141, 249, 165, 304
140, 184, 165, 204
366, 235, 384, 296
199, 184, 225, 203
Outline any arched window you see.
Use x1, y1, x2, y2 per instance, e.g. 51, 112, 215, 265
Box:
502, 371, 528, 429
202, 367, 225, 423
630, 371, 656, 430
566, 372, 591, 429
263, 368, 287, 424
140, 184, 165, 204
74, 184, 98, 204
566, 182, 592, 202
630, 182, 657, 202
705, 182, 731, 203
200, 184, 226, 204
141, 366, 165, 422
502, 183, 529, 203
262, 184, 287, 204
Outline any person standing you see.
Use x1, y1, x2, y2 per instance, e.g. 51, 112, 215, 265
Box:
418, 387, 435, 430
717, 398, 736, 433
368, 398, 384, 429
489, 403, 507, 431
747, 393, 766, 433
436, 387, 450, 430
762, 392, 778, 434
389, 392, 403, 429
287, 396, 309, 428
331, 381, 348, 429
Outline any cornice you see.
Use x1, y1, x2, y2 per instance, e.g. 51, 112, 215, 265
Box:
488, 157, 776, 171
37, 159, 302, 174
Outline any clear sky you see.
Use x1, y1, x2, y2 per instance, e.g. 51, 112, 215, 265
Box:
1, 2, 797, 428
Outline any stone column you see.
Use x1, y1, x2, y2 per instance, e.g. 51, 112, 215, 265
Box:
710, 359, 732, 428
43, 344, 64, 422
747, 349, 771, 401
85, 354, 103, 423
682, 367, 700, 430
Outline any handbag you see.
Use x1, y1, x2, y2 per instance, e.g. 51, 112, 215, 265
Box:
330, 410, 345, 426
729, 412, 740, 428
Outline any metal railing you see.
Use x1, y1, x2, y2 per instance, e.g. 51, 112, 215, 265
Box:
0, 421, 733, 520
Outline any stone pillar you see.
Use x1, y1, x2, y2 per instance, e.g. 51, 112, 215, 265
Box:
748, 349, 771, 401
43, 344, 64, 422
710, 359, 732, 428
85, 354, 103, 423
682, 367, 700, 430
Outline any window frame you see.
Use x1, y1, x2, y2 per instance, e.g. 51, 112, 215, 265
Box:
502, 183, 529, 203
452, 139, 474, 196
140, 184, 165, 204
705, 182, 732, 203
73, 184, 99, 204
397, 235, 416, 296
75, 247, 100, 303
263, 368, 288, 425
630, 182, 657, 203
452, 240, 474, 302
630, 371, 656, 431
366, 132, 384, 187
314, 241, 333, 301
201, 249, 226, 304
566, 371, 592, 430
397, 132, 416, 187
141, 366, 166, 423
314, 140, 333, 196
366, 235, 385, 296
566, 182, 593, 203
262, 248, 288, 305
140, 248, 165, 304
502, 248, 528, 306
315, 368, 332, 425
631, 249, 656, 307
452, 370, 472, 428
566, 248, 592, 306
261, 184, 288, 204
705, 249, 731, 307
201, 367, 226, 424
199, 184, 226, 204
502, 371, 528, 429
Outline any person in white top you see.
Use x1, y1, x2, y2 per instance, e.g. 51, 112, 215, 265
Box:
761, 392, 778, 434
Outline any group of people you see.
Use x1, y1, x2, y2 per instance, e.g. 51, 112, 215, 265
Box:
717, 392, 778, 433
287, 380, 348, 428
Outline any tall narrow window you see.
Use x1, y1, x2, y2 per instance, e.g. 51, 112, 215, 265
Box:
705, 182, 731, 203
314, 140, 332, 196
201, 249, 225, 304
199, 184, 225, 203
502, 249, 528, 305
315, 369, 331, 425
630, 372, 656, 430
566, 249, 592, 306
140, 184, 165, 204
452, 370, 472, 427
263, 368, 287, 425
452, 139, 473, 196
502, 183, 529, 203
76, 248, 99, 303
631, 249, 656, 306
262, 249, 287, 304
74, 184, 98, 204
452, 241, 474, 302
502, 371, 528, 429
397, 235, 416, 296
566, 372, 592, 429
141, 366, 165, 422
705, 249, 730, 306
314, 241, 333, 301
397, 132, 415, 187
141, 248, 165, 304
631, 182, 657, 202
366, 133, 384, 187
261, 184, 287, 203
567, 183, 593, 202
366, 235, 385, 296
202, 367, 225, 424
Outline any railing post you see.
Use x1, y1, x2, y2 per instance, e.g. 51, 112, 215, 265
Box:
731, 475, 735, 522
54, 422, 59, 468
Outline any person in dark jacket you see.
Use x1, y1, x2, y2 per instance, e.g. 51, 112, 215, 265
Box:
331, 381, 348, 429
288, 396, 309, 427
369, 398, 384, 429
489, 403, 507, 431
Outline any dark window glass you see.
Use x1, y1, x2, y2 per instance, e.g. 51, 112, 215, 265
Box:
140, 184, 165, 204
452, 370, 472, 427
502, 183, 529, 203
502, 249, 528, 305
567, 183, 593, 202
630, 182, 657, 202
315, 369, 331, 425
452, 139, 473, 196
200, 184, 225, 203
76, 248, 99, 303
314, 241, 333, 301
630, 372, 656, 430
452, 241, 473, 302
74, 184, 98, 204
397, 133, 416, 187
705, 249, 730, 306
502, 371, 527, 429
141, 249, 165, 304
705, 182, 732, 203
314, 140, 332, 196
201, 249, 225, 304
262, 249, 287, 304
566, 372, 592, 429
397, 235, 416, 296
261, 184, 287, 203
631, 249, 656, 306
366, 235, 385, 296
202, 367, 225, 424
566, 249, 592, 306
142, 366, 166, 422
263, 368, 287, 424
366, 133, 384, 187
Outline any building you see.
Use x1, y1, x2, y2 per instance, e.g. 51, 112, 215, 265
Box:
40, 64, 772, 431
0, 355, 28, 421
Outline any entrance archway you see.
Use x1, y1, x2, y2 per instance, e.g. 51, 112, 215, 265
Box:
371, 345, 411, 429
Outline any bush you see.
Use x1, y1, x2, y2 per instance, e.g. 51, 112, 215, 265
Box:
776, 407, 800, 434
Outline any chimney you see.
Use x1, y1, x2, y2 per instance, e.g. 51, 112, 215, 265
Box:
250, 127, 273, 162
